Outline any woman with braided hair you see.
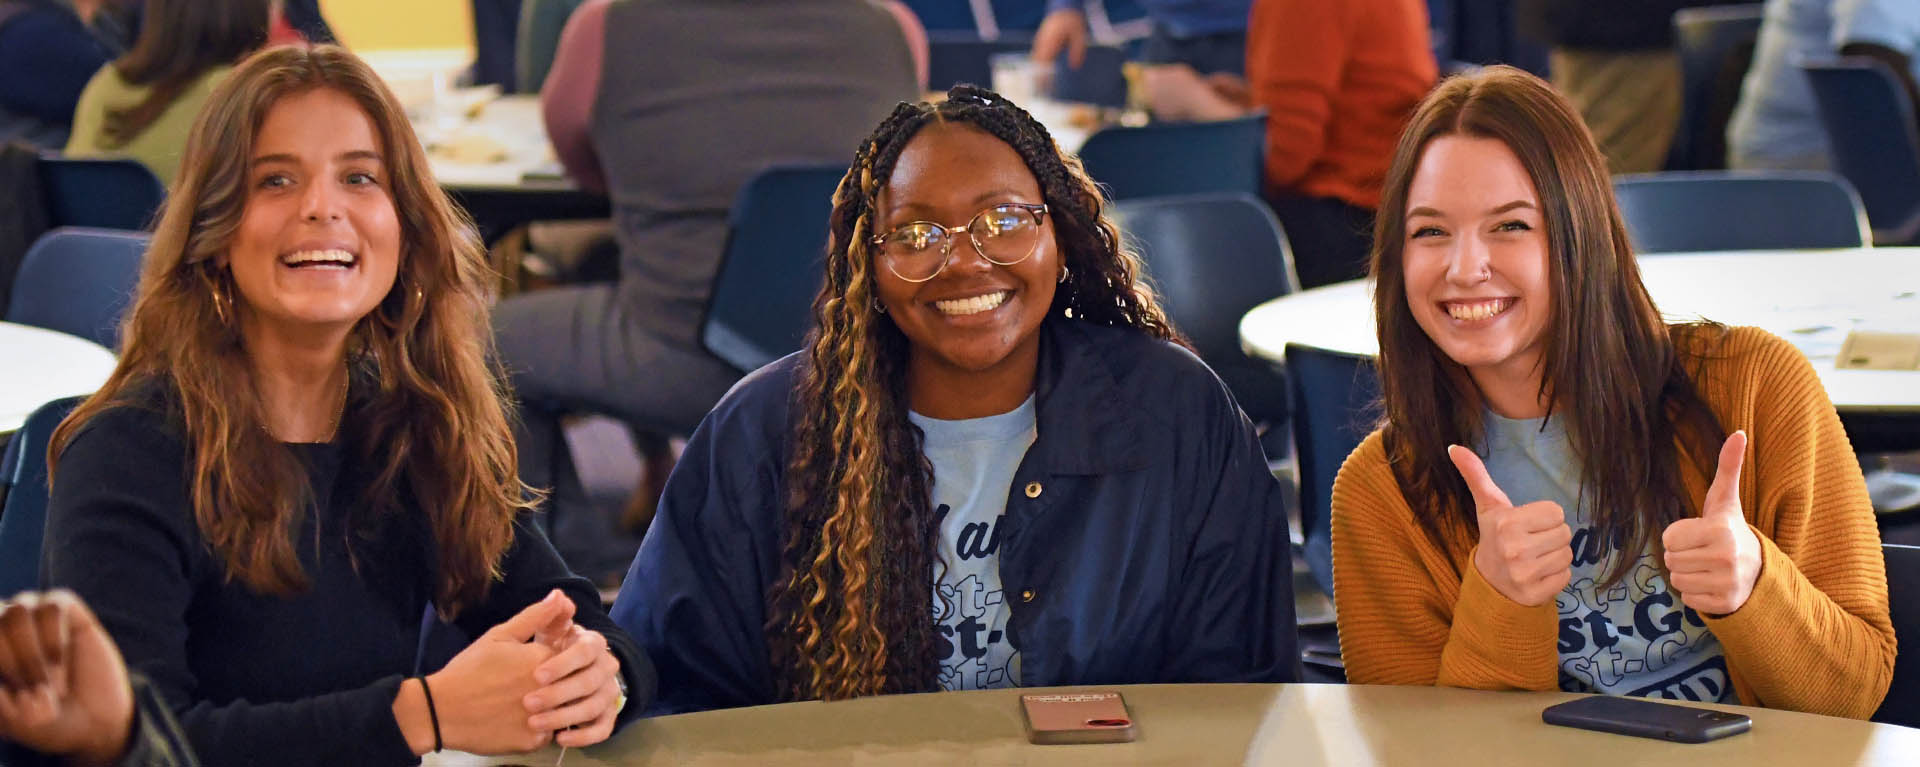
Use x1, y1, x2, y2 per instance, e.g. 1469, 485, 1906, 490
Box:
611, 85, 1299, 713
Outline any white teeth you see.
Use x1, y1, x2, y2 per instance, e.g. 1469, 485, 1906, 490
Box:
935, 291, 1010, 316
282, 249, 356, 267
1446, 298, 1512, 321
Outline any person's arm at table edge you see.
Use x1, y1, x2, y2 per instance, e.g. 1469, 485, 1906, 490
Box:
540, 0, 608, 195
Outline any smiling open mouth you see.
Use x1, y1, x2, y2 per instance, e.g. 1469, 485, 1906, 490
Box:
934, 290, 1010, 316
280, 249, 357, 270
1443, 298, 1514, 321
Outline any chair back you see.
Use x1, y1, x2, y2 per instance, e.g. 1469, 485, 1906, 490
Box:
1111, 193, 1296, 426
1803, 58, 1920, 245
0, 396, 84, 597
1050, 45, 1129, 108
701, 164, 846, 374
1875, 543, 1920, 727
37, 155, 165, 231
1284, 343, 1379, 594
1668, 5, 1763, 170
1077, 114, 1267, 201
1612, 171, 1869, 253
5, 228, 149, 350
927, 32, 1032, 92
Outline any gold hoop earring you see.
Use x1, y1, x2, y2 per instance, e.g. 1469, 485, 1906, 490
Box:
211, 280, 232, 325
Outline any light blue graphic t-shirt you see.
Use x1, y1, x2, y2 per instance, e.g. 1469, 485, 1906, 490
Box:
909, 396, 1037, 691
1481, 412, 1736, 703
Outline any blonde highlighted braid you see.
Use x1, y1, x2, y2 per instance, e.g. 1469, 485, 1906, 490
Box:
766, 86, 1184, 702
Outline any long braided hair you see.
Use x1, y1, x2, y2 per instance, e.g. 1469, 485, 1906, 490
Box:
766, 85, 1181, 702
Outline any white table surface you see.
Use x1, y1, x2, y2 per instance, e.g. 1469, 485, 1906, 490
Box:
1240, 248, 1920, 413
0, 323, 116, 432
414, 92, 573, 189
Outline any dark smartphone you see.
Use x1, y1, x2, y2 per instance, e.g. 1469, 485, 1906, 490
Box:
1543, 695, 1752, 744
1020, 690, 1138, 745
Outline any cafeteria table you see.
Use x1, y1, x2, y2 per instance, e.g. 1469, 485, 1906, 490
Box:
1239, 247, 1920, 450
0, 323, 115, 433
426, 683, 1920, 766
417, 93, 611, 243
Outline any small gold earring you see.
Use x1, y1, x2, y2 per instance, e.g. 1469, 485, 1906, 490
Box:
211, 281, 232, 325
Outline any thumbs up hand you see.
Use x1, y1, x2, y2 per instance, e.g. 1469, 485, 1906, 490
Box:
1662, 431, 1762, 615
1449, 445, 1574, 607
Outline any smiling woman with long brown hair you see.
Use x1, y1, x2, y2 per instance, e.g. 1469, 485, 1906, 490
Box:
42, 45, 650, 765
610, 85, 1298, 711
1330, 66, 1893, 718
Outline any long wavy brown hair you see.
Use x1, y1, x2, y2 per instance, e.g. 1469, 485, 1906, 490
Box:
1369, 66, 1727, 588
50, 44, 535, 618
766, 85, 1182, 702
101, 0, 269, 148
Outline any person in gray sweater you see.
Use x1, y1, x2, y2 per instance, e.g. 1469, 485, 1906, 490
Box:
499, 0, 921, 559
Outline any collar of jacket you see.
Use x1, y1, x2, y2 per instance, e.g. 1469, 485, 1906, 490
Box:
1027, 320, 1153, 476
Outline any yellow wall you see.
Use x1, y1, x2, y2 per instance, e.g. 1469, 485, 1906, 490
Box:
319, 0, 473, 52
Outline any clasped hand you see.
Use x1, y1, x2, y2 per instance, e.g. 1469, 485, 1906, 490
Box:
425, 589, 624, 754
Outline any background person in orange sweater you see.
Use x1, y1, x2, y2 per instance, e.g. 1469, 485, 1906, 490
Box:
1244, 0, 1435, 289
1330, 66, 1893, 717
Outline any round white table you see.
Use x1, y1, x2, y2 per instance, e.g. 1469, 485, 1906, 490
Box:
0, 323, 117, 433
428, 683, 1920, 766
1240, 248, 1920, 413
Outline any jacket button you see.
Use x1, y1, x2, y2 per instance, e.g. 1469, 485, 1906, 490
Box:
1024, 481, 1042, 498
1021, 589, 1036, 602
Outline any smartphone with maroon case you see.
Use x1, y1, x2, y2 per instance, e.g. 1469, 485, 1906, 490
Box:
1020, 690, 1138, 745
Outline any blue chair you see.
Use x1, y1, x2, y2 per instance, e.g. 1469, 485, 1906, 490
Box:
1111, 194, 1298, 436
1050, 45, 1129, 108
1284, 343, 1379, 598
928, 32, 1032, 92
0, 396, 84, 597
5, 228, 149, 350
1076, 114, 1266, 201
1667, 5, 1763, 170
1804, 58, 1920, 245
37, 155, 165, 231
1875, 543, 1920, 728
1612, 171, 1869, 253
700, 164, 847, 374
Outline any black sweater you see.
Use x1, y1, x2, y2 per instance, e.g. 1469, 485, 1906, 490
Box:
41, 387, 655, 766
1515, 0, 1737, 51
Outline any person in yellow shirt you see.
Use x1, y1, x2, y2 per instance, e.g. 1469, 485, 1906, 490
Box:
1331, 65, 1894, 718
64, 0, 268, 186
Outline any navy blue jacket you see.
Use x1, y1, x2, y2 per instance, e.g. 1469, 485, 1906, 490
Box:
612, 319, 1300, 714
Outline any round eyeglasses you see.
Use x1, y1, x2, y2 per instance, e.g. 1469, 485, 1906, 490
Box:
870, 202, 1048, 283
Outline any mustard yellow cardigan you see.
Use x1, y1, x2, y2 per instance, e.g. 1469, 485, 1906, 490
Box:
1330, 326, 1895, 718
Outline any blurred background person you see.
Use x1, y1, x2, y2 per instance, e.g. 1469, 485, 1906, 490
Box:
0, 0, 119, 148
1245, 0, 1436, 289
496, 0, 919, 582
1728, 0, 1920, 171
64, 0, 271, 186
1032, 0, 1249, 117
1517, 0, 1746, 174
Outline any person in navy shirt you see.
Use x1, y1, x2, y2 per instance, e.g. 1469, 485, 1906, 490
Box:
613, 84, 1298, 713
